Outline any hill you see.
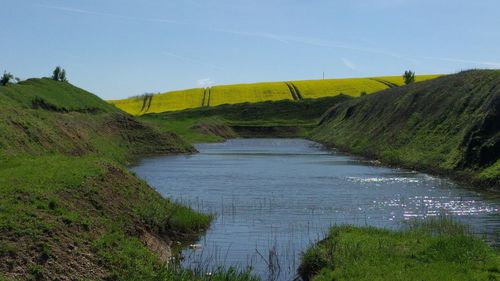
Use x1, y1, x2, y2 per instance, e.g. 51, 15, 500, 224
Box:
109, 75, 440, 115
0, 79, 227, 280
312, 70, 500, 189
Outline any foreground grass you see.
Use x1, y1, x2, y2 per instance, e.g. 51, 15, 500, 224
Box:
299, 218, 500, 281
0, 155, 212, 280
110, 75, 441, 115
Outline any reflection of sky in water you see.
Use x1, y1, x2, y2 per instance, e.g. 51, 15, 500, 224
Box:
132, 139, 500, 281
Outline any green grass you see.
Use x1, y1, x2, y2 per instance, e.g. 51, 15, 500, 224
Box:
0, 79, 227, 280
0, 155, 213, 279
299, 218, 500, 281
1, 78, 118, 113
110, 75, 441, 115
312, 70, 500, 188
141, 95, 351, 143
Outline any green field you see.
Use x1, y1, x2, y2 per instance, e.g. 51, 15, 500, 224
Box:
110, 75, 441, 115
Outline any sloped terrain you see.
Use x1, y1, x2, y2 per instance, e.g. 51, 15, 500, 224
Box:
312, 70, 500, 189
0, 79, 214, 280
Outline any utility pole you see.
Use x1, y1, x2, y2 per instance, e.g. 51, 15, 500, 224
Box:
323, 72, 325, 80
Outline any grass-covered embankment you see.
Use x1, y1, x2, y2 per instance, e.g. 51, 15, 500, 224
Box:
312, 70, 500, 189
140, 95, 351, 143
0, 78, 231, 280
299, 219, 500, 281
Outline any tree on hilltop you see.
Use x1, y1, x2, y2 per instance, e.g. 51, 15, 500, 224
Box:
403, 70, 415, 85
52, 66, 68, 82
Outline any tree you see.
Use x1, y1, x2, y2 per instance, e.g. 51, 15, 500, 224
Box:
1, 71, 13, 86
52, 66, 62, 81
403, 70, 415, 85
60, 69, 67, 82
52, 66, 67, 82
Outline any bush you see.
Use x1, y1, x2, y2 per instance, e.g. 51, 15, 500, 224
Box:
1, 71, 13, 86
403, 70, 416, 85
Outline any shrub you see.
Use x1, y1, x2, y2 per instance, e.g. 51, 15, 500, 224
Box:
403, 70, 416, 85
1, 71, 13, 86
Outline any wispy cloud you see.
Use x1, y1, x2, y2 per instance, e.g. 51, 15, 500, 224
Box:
206, 27, 291, 44
341, 58, 357, 70
35, 4, 500, 70
421, 56, 500, 68
197, 78, 216, 88
162, 51, 224, 71
206, 27, 418, 63
35, 4, 182, 25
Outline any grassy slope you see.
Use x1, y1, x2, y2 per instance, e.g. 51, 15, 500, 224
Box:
299, 219, 500, 281
110, 75, 440, 115
0, 79, 258, 280
140, 95, 352, 143
312, 70, 500, 189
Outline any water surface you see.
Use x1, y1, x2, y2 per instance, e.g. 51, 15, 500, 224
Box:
132, 139, 500, 280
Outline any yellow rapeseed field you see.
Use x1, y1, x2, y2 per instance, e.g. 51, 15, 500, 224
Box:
109, 88, 204, 115
374, 74, 442, 86
209, 82, 292, 106
293, 78, 387, 98
110, 75, 442, 115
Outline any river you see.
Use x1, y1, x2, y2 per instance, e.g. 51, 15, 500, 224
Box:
131, 138, 500, 281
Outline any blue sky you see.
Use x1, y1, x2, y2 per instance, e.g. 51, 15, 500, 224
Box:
1, 0, 500, 99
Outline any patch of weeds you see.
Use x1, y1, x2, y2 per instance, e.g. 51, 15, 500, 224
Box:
38, 242, 51, 263
28, 265, 44, 281
167, 203, 212, 234
0, 241, 16, 257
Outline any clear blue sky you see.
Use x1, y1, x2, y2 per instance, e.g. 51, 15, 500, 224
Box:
1, 0, 499, 99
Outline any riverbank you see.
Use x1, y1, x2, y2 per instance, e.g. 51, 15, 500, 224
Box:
311, 70, 499, 190
0, 79, 257, 280
299, 218, 500, 281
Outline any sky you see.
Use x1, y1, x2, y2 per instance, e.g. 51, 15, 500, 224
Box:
1, 0, 500, 100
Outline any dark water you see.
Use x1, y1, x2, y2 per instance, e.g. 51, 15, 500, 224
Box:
131, 138, 500, 281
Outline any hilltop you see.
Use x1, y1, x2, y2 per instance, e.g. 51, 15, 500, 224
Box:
312, 70, 500, 189
110, 74, 440, 115
0, 79, 217, 280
